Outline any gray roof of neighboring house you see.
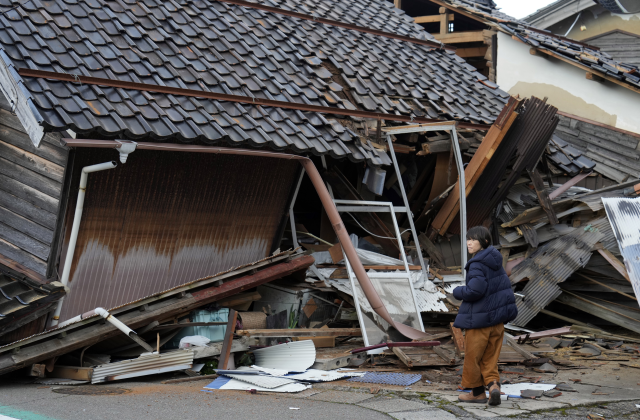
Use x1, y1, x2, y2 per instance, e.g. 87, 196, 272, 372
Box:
0, 0, 511, 166
522, 0, 596, 28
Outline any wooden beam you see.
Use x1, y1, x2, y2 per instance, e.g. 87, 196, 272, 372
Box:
456, 46, 488, 58
235, 328, 362, 337
417, 136, 470, 155
50, 366, 93, 381
431, 31, 484, 43
414, 14, 454, 24
527, 168, 558, 225
596, 248, 631, 282
218, 309, 238, 370
394, 0, 401, 8
586, 72, 605, 83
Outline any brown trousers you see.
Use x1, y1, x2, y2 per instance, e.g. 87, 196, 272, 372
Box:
461, 323, 504, 388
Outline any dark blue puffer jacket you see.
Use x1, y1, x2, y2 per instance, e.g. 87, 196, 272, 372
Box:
452, 246, 518, 329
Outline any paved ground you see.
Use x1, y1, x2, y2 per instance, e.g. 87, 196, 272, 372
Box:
1, 364, 639, 420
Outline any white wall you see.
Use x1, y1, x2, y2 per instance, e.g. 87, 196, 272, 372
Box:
496, 32, 640, 135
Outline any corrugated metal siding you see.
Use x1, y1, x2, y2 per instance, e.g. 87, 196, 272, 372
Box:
252, 340, 316, 371
0, 100, 68, 281
58, 148, 298, 322
602, 197, 640, 308
92, 349, 194, 383
510, 218, 608, 326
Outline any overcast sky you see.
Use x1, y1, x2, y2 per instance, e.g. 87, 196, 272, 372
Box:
493, 0, 558, 19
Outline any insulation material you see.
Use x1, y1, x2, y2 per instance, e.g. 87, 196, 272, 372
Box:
602, 197, 640, 307
252, 340, 316, 372
204, 376, 310, 393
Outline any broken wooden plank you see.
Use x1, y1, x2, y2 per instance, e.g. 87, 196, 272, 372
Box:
392, 346, 414, 368
504, 333, 535, 360
433, 345, 457, 364
513, 327, 573, 341
527, 168, 558, 225
218, 309, 238, 370
235, 328, 362, 337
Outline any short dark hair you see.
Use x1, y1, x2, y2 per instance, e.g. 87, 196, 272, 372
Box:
466, 226, 492, 249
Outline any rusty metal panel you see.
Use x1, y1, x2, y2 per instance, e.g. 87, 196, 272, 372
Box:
510, 218, 609, 326
603, 197, 640, 308
58, 149, 298, 322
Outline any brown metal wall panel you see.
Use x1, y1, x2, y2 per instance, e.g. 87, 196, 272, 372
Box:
58, 148, 298, 322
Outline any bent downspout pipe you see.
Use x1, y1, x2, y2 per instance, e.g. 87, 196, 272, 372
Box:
50, 161, 118, 327
58, 307, 154, 352
60, 139, 429, 340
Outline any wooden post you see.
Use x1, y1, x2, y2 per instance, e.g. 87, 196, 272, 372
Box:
500, 248, 509, 269
218, 309, 238, 369
527, 168, 558, 225
439, 7, 449, 34
450, 323, 465, 358
156, 333, 160, 353
394, 0, 401, 9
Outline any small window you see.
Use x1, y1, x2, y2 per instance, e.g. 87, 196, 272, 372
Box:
448, 22, 454, 32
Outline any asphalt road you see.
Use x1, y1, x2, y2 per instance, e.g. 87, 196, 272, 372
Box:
0, 377, 392, 420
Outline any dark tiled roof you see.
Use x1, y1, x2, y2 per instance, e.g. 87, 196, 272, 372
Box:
0, 0, 510, 167
548, 134, 596, 176
440, 0, 640, 91
0, 270, 65, 337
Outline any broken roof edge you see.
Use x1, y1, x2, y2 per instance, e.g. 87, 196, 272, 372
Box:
0, 250, 298, 354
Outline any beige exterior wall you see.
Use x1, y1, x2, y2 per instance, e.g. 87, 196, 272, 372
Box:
496, 32, 640, 135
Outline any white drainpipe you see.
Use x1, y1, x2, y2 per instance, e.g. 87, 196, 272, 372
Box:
50, 141, 138, 327
58, 307, 154, 352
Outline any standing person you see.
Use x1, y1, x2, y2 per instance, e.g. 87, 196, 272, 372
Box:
453, 226, 518, 406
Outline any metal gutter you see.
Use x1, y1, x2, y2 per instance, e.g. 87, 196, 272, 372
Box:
59, 139, 430, 340
213, 0, 455, 51
18, 69, 490, 131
